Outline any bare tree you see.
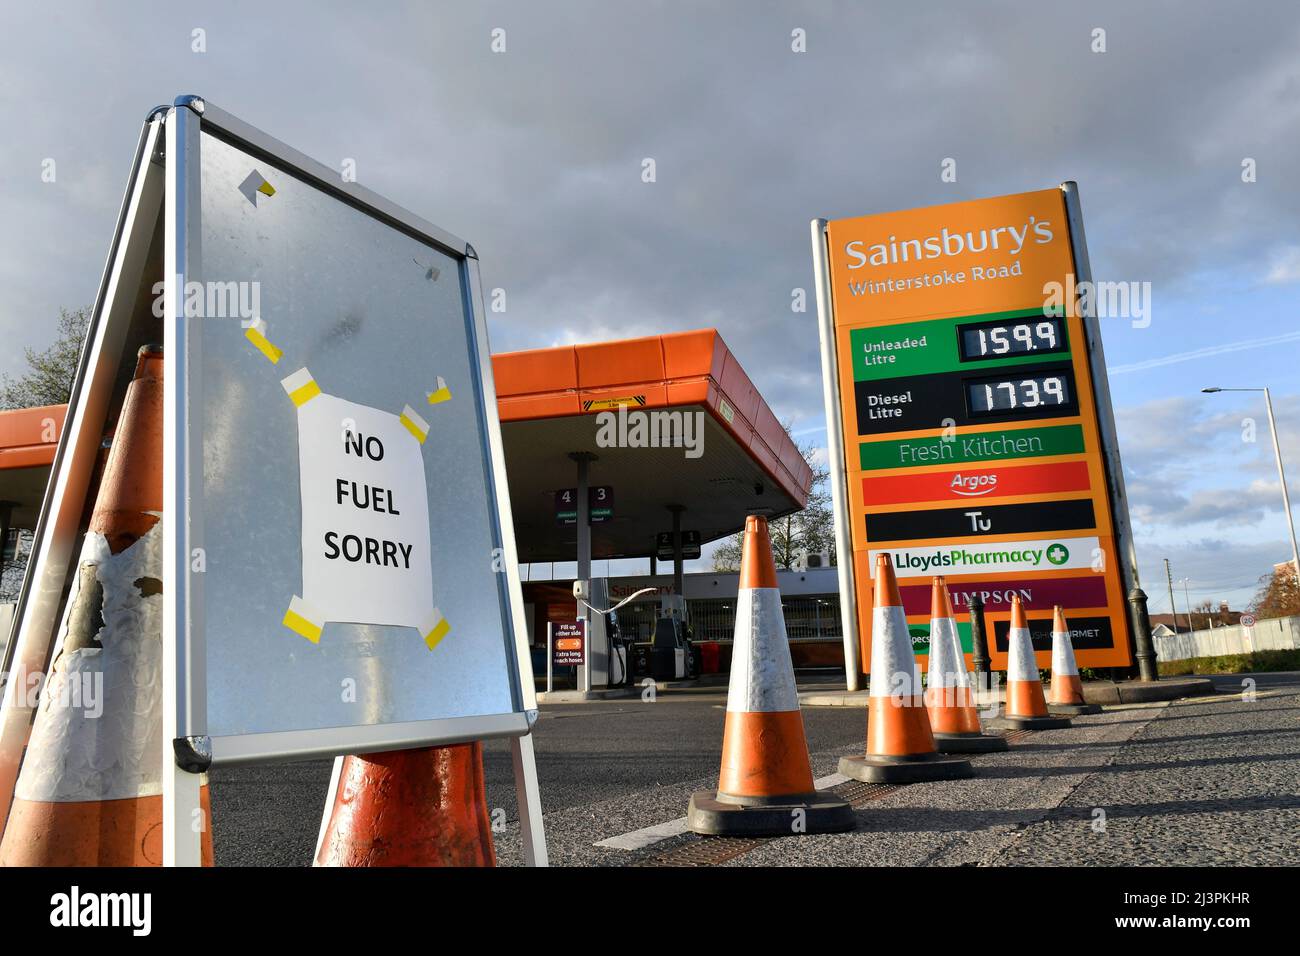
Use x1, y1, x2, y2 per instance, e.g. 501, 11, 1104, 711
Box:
712, 424, 834, 572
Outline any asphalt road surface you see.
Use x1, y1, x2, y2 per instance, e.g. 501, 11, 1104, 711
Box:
209, 672, 1300, 866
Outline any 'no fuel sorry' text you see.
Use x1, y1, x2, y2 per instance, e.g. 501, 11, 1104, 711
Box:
324, 431, 415, 570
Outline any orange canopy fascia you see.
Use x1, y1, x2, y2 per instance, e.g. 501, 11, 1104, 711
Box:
0, 405, 65, 470
493, 329, 812, 507
3, 330, 813, 509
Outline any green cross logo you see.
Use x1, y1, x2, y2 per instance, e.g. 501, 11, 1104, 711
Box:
1046, 543, 1070, 566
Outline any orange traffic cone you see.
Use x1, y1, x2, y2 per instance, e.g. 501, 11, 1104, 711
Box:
315, 742, 496, 866
839, 555, 973, 783
999, 594, 1071, 730
0, 347, 215, 866
687, 516, 852, 836
925, 578, 1007, 754
1048, 605, 1101, 715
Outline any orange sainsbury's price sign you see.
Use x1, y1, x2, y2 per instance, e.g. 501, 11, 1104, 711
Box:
811, 185, 1139, 681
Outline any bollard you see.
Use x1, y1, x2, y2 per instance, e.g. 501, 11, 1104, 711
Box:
968, 594, 991, 682
1128, 587, 1159, 682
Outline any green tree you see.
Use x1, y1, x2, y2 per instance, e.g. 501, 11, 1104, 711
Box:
0, 307, 91, 409
712, 425, 835, 572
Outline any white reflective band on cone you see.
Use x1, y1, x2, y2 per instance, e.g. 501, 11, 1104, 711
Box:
1006, 626, 1040, 683
869, 604, 922, 698
726, 587, 800, 713
1051, 630, 1080, 676
926, 616, 970, 690
16, 523, 164, 802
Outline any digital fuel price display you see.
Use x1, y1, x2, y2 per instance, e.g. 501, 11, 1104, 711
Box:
965, 369, 1074, 417
957, 315, 1066, 361
854, 354, 1079, 433
817, 186, 1137, 672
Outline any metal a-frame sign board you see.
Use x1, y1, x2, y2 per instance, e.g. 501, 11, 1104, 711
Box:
0, 96, 546, 866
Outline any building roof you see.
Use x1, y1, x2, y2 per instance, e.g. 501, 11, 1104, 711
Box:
1148, 610, 1243, 633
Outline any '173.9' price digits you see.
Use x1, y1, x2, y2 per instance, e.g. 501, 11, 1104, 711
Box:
967, 373, 1072, 416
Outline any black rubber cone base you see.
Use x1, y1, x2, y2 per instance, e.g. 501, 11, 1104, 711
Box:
933, 732, 1009, 754
687, 790, 855, 837
837, 752, 973, 783
988, 712, 1073, 730
1049, 702, 1102, 716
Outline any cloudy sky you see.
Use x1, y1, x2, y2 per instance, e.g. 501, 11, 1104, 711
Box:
2, 1, 1298, 612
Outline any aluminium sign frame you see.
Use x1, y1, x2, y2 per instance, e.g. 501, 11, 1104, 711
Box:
162, 96, 544, 864
163, 96, 539, 763
5, 95, 554, 867
0, 111, 170, 836
162, 96, 545, 865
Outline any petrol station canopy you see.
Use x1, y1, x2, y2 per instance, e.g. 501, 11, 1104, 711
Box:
0, 405, 67, 528
0, 330, 809, 564
493, 329, 811, 563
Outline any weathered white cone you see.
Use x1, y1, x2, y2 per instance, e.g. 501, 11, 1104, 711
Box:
925, 577, 1006, 753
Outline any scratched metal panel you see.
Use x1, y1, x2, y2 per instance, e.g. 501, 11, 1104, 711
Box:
192, 130, 516, 740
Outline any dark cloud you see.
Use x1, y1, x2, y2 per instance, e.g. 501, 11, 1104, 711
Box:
5, 1, 1300, 431
3, 2, 1298, 590
1130, 480, 1283, 528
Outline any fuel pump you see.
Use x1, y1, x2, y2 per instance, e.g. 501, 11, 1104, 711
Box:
631, 594, 699, 682
573, 579, 653, 688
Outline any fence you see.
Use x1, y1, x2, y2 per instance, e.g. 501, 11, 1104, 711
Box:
1153, 615, 1300, 662
613, 596, 843, 644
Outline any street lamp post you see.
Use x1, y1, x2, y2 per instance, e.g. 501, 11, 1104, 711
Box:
1202, 386, 1300, 588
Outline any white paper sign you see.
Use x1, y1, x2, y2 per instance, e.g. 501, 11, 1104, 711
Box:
277, 367, 443, 645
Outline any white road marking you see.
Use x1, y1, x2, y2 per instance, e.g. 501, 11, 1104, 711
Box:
814, 772, 850, 788
594, 817, 691, 851
594, 772, 851, 850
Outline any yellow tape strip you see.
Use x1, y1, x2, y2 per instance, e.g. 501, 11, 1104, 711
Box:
257, 179, 276, 197
281, 369, 322, 407
427, 376, 452, 406
244, 322, 282, 364
283, 606, 323, 642
289, 380, 321, 406
422, 610, 450, 651
399, 405, 429, 444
